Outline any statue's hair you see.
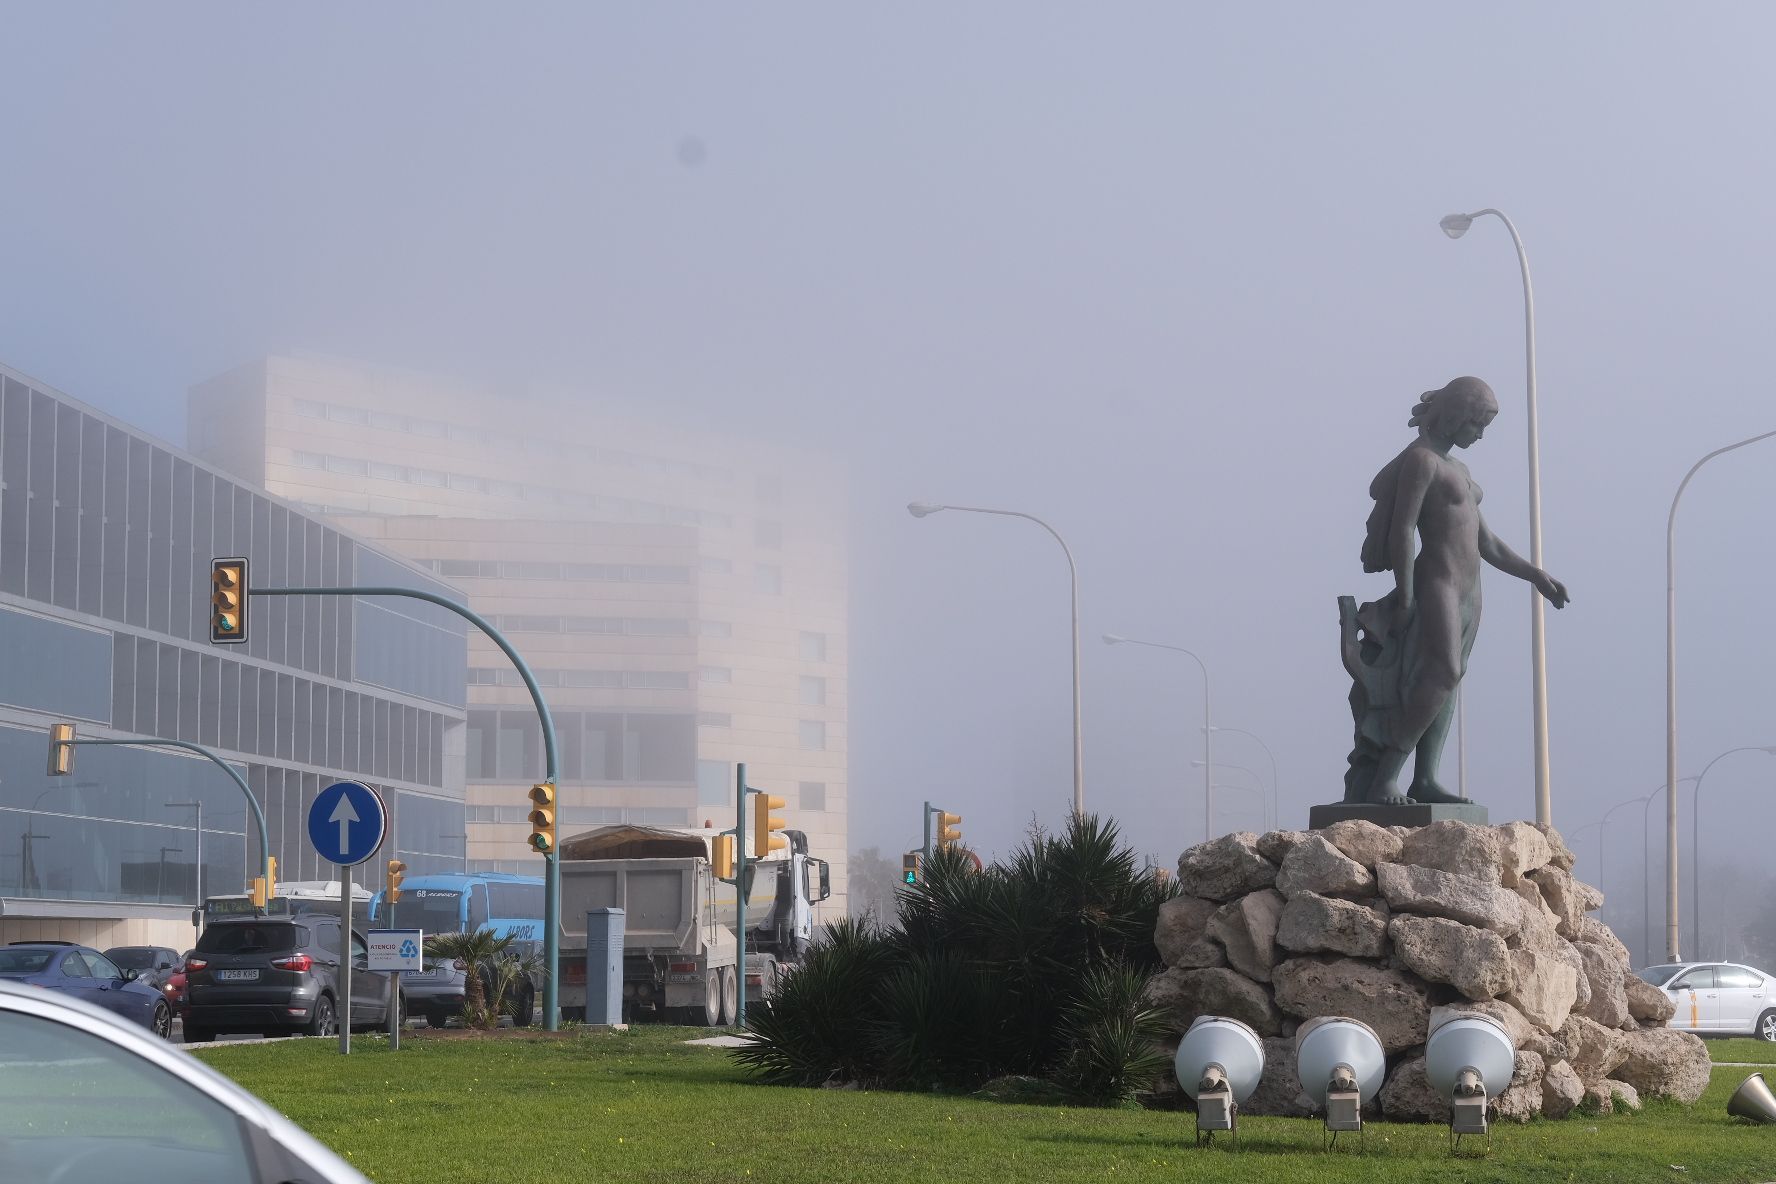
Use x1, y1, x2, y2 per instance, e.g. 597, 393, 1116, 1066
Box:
1409, 376, 1497, 433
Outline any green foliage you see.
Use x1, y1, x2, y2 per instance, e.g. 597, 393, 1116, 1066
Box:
424, 927, 516, 1029
1050, 963, 1175, 1105
738, 812, 1180, 1103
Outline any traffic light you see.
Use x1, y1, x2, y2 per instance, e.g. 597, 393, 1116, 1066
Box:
751, 791, 787, 858
250, 856, 278, 909
528, 782, 557, 855
209, 558, 249, 644
712, 833, 736, 881
387, 859, 407, 903
902, 851, 920, 885
47, 722, 75, 776
935, 811, 963, 848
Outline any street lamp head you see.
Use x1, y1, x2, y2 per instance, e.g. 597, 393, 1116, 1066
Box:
1439, 212, 1474, 239
1101, 633, 1127, 646
906, 501, 945, 518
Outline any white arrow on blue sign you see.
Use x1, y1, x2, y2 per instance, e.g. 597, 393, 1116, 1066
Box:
307, 780, 388, 867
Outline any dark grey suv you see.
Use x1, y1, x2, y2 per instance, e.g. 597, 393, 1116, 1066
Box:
183, 915, 399, 1042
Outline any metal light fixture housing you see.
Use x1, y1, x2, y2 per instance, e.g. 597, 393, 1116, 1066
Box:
1729, 1072, 1776, 1124
1175, 1015, 1264, 1144
1296, 1016, 1385, 1144
1425, 1012, 1514, 1149
906, 501, 944, 518
1439, 212, 1474, 239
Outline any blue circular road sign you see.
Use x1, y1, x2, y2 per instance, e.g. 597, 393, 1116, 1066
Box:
307, 780, 388, 867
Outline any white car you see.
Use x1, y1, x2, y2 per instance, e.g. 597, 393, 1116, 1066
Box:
0, 977, 367, 1184
1637, 961, 1776, 1041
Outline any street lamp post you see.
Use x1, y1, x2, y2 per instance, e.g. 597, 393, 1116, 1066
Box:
1103, 634, 1211, 840
909, 502, 1083, 814
1210, 728, 1280, 824
166, 800, 202, 938
1440, 207, 1552, 826
1691, 746, 1776, 960
1643, 780, 1695, 967
1192, 761, 1272, 831
1664, 429, 1776, 959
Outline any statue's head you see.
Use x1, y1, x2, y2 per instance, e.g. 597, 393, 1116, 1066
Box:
1409, 376, 1498, 448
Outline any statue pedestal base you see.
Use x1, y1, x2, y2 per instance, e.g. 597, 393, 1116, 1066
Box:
1307, 801, 1489, 830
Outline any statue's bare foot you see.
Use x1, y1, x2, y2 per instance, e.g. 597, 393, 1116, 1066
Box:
1408, 779, 1468, 805
1368, 782, 1412, 807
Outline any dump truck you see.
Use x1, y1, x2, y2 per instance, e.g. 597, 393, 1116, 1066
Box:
554, 823, 832, 1025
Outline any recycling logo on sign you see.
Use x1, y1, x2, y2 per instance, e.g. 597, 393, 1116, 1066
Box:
399, 940, 418, 959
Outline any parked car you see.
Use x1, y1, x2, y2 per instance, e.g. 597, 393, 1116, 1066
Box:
0, 977, 368, 1183
0, 942, 173, 1039
183, 916, 400, 1043
163, 950, 194, 1022
103, 945, 183, 991
1638, 961, 1776, 1040
404, 941, 540, 1029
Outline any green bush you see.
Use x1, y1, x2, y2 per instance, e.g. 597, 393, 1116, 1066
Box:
735, 812, 1178, 1104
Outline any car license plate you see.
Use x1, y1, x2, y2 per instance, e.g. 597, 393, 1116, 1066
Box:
216, 969, 259, 982
667, 973, 697, 984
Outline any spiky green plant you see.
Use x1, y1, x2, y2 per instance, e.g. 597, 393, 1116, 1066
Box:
1049, 962, 1173, 1104
731, 918, 902, 1086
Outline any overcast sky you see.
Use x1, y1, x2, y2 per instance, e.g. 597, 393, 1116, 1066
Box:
3, 4, 1773, 951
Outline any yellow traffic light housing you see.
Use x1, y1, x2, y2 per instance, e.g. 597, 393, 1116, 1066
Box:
48, 722, 75, 776
935, 811, 963, 847
712, 833, 736, 881
902, 851, 920, 885
387, 859, 407, 903
249, 857, 277, 909
210, 558, 249, 644
528, 782, 557, 855
751, 792, 787, 858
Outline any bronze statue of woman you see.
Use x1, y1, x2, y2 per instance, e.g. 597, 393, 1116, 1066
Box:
1339, 377, 1569, 806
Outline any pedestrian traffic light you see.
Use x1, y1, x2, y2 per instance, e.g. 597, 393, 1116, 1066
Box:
47, 722, 75, 776
528, 782, 557, 855
387, 859, 407, 903
712, 833, 736, 881
209, 558, 248, 644
902, 851, 920, 885
751, 791, 787, 858
935, 811, 963, 848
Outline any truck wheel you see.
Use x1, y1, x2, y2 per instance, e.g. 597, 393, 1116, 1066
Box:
699, 972, 722, 1026
720, 966, 738, 1027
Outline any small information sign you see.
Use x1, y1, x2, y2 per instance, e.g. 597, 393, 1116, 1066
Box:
366, 929, 424, 973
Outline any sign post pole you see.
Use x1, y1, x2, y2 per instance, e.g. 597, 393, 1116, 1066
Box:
339, 863, 352, 1055
307, 780, 387, 1057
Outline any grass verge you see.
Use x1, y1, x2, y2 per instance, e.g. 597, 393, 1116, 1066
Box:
196, 1027, 1776, 1184
1707, 1037, 1776, 1065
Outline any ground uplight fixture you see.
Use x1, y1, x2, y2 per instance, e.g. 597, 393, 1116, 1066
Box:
1296, 1016, 1385, 1147
1439, 212, 1475, 239
1729, 1072, 1776, 1124
1174, 1015, 1264, 1145
1424, 1012, 1514, 1151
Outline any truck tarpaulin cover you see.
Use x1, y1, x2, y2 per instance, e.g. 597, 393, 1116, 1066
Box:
557, 825, 710, 861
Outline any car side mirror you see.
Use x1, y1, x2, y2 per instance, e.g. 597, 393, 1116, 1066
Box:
120, 968, 138, 982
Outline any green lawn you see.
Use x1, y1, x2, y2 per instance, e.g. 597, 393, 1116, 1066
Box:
195, 1028, 1776, 1184
1707, 1038, 1776, 1065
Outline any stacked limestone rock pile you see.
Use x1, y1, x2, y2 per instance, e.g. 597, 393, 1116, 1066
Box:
1145, 820, 1712, 1121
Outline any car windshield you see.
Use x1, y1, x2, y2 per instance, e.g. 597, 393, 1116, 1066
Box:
0, 950, 54, 976
195, 924, 301, 955
105, 948, 159, 971
1637, 964, 1684, 987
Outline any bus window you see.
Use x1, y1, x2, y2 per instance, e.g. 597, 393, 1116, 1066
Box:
467, 884, 490, 932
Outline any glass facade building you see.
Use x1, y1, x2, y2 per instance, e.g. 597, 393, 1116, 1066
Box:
0, 361, 467, 951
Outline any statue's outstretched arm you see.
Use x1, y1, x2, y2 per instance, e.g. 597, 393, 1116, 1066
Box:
1479, 515, 1570, 608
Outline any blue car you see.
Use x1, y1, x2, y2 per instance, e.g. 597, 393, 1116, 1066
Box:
0, 941, 173, 1039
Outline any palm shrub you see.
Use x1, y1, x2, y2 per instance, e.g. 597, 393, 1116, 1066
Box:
732, 917, 901, 1085
424, 927, 516, 1030
737, 812, 1178, 1103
